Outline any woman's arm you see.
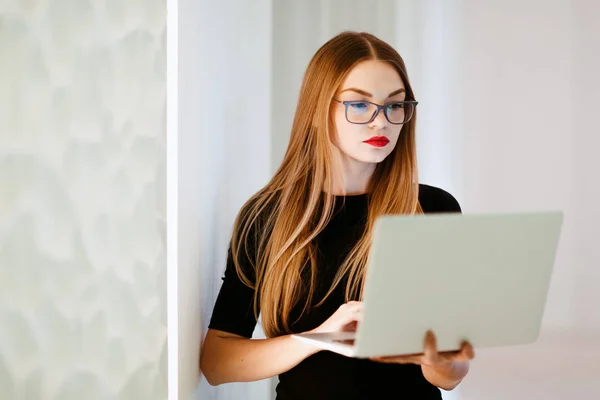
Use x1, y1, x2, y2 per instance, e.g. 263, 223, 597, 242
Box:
201, 301, 364, 386
200, 329, 319, 386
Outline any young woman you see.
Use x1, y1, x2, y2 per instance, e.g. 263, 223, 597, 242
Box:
200, 31, 474, 399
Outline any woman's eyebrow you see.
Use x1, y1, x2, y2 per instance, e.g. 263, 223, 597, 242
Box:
387, 88, 406, 97
338, 87, 406, 98
339, 87, 372, 97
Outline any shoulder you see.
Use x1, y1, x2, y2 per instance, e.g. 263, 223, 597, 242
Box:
418, 183, 462, 213
227, 195, 271, 279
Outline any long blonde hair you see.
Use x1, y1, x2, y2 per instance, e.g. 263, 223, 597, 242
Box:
231, 31, 423, 338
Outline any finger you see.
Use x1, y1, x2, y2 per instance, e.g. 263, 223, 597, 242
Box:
337, 303, 362, 320
340, 302, 363, 313
345, 300, 363, 306
448, 341, 473, 363
339, 309, 362, 327
371, 355, 420, 364
342, 320, 358, 331
348, 301, 363, 311
349, 307, 362, 321
439, 342, 475, 363
423, 330, 439, 365
438, 350, 461, 363
458, 341, 475, 361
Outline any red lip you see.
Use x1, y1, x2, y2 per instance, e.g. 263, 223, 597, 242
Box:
363, 136, 390, 147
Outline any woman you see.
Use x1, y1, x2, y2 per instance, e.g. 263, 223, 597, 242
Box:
200, 31, 474, 399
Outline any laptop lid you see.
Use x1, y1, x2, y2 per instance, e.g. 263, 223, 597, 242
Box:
352, 211, 563, 358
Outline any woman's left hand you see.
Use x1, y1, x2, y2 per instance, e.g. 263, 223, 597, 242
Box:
370, 330, 474, 367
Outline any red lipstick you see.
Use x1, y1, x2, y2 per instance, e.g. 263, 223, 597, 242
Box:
363, 136, 389, 147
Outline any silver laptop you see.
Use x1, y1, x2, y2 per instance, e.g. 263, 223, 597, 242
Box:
292, 210, 564, 358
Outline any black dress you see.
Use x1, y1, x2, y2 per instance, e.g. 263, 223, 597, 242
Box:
208, 184, 462, 399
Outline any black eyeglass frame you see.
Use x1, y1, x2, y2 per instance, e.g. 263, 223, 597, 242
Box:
332, 99, 419, 125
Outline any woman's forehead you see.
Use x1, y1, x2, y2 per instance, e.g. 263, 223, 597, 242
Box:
338, 60, 405, 99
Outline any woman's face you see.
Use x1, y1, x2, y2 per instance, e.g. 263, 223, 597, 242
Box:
331, 60, 406, 167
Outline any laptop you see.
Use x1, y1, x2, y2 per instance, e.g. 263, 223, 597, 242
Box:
291, 210, 564, 358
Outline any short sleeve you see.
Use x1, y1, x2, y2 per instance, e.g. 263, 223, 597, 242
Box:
418, 184, 462, 214
207, 243, 259, 338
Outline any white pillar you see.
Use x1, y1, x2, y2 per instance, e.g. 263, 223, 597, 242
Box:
0, 1, 167, 399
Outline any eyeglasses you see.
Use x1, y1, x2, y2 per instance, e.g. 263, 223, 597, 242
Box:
333, 99, 418, 125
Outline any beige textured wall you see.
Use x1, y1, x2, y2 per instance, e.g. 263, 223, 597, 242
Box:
0, 1, 167, 399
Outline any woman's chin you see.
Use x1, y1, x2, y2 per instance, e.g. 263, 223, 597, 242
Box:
354, 152, 391, 165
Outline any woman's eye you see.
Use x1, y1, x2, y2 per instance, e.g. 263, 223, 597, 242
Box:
388, 103, 404, 110
349, 102, 369, 111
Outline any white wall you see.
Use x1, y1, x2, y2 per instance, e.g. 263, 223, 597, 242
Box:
394, 1, 600, 398
396, 0, 575, 329
570, 0, 600, 334
179, 1, 274, 399
0, 1, 167, 399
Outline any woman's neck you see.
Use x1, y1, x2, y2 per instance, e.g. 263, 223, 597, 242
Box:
327, 157, 376, 196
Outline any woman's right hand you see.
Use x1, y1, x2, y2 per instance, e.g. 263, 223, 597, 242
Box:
309, 301, 363, 334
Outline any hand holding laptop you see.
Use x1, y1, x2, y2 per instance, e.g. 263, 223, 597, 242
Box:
370, 330, 474, 366
307, 301, 475, 367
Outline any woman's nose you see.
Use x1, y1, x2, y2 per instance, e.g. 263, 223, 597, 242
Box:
369, 107, 388, 128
